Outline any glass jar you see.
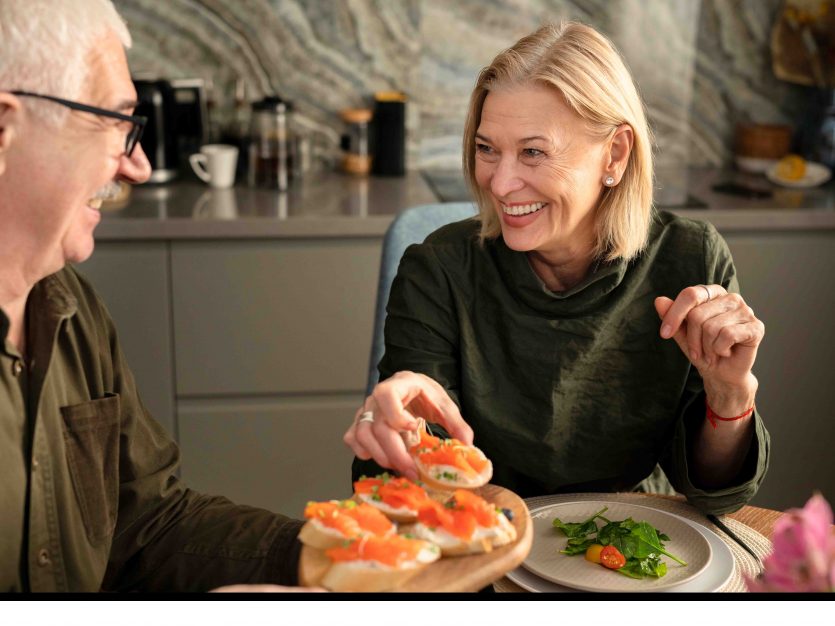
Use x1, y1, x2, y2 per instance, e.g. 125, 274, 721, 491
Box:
340, 108, 372, 175
248, 96, 293, 190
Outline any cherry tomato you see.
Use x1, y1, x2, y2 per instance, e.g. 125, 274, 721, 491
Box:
584, 544, 604, 564
599, 545, 626, 570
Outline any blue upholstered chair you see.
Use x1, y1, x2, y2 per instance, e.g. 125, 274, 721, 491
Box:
365, 202, 479, 395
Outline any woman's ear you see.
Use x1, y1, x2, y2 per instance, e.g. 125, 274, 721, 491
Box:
0, 94, 22, 177
605, 124, 634, 182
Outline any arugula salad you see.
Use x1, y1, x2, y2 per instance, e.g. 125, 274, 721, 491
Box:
552, 506, 687, 579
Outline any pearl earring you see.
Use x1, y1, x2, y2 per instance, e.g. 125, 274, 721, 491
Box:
604, 175, 615, 186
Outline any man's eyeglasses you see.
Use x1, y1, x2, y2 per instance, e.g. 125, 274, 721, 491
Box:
11, 90, 147, 157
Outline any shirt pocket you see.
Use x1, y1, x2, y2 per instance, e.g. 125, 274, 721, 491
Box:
61, 393, 120, 544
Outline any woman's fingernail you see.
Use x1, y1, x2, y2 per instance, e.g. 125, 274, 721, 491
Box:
690, 350, 699, 362
661, 325, 672, 338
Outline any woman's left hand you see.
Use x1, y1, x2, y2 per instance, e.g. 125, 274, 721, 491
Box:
654, 284, 765, 392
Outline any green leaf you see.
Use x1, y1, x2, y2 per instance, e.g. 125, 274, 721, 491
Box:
630, 521, 687, 566
553, 517, 598, 538
560, 539, 596, 556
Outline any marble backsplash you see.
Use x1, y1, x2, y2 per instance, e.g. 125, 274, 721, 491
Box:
116, 0, 807, 170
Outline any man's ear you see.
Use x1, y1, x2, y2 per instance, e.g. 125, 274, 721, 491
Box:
605, 123, 634, 181
0, 93, 23, 177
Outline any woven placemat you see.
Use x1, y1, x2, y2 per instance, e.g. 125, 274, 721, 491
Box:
495, 492, 771, 593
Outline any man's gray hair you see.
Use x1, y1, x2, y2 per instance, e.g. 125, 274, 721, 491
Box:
0, 0, 131, 125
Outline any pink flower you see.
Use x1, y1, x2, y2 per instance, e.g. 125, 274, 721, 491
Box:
746, 493, 835, 592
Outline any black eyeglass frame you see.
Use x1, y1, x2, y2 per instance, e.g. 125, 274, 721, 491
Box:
11, 90, 147, 157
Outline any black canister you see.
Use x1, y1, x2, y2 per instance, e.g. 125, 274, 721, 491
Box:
371, 91, 406, 176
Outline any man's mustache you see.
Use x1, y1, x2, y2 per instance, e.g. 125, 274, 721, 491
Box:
91, 180, 123, 201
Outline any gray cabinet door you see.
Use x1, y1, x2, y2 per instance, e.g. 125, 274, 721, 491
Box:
74, 242, 177, 436
724, 231, 835, 511
177, 395, 360, 516
171, 239, 381, 396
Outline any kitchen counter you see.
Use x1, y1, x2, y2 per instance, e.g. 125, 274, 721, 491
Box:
96, 167, 835, 241
96, 171, 438, 240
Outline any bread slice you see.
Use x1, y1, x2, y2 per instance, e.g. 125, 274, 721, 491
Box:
320, 559, 425, 592
299, 500, 395, 549
320, 536, 441, 592
415, 453, 493, 491
404, 418, 493, 491
411, 511, 516, 556
410, 489, 516, 556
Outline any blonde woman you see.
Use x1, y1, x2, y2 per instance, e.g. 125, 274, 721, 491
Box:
345, 23, 768, 515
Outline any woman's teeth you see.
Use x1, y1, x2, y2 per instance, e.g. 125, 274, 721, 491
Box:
502, 202, 546, 216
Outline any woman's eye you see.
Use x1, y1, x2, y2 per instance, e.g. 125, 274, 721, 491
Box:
522, 148, 544, 158
475, 143, 494, 154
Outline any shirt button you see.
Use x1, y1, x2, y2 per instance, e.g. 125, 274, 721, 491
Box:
32, 458, 39, 470
12, 360, 23, 377
37, 549, 51, 567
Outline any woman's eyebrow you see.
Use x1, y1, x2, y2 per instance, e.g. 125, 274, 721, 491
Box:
475, 133, 551, 144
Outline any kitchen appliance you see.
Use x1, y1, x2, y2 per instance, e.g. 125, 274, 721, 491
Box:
133, 78, 208, 183
248, 95, 294, 190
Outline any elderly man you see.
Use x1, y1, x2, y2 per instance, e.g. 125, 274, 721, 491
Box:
0, 0, 306, 592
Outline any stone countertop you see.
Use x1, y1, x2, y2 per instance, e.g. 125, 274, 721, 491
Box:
95, 171, 438, 240
95, 167, 835, 241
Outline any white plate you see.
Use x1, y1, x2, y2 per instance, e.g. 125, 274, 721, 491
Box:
766, 161, 831, 188
735, 156, 777, 174
520, 501, 713, 592
507, 505, 734, 592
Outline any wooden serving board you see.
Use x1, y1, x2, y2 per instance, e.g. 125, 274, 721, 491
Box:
299, 484, 532, 592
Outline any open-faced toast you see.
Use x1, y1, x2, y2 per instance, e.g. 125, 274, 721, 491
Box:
403, 418, 493, 491
299, 499, 395, 550
410, 488, 517, 556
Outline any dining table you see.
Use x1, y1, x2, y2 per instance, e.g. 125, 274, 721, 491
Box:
495, 493, 788, 593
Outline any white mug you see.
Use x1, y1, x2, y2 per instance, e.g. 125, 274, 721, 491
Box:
189, 144, 239, 188
192, 188, 238, 219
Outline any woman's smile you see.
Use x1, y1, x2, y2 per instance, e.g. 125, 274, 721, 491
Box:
499, 200, 549, 227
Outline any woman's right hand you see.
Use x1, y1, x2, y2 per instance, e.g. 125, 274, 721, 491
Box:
343, 371, 473, 480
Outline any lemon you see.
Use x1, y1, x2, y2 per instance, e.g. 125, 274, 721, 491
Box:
775, 154, 806, 181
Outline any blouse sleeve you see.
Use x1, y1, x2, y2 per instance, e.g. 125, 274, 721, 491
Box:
378, 242, 462, 405
659, 222, 771, 515
353, 242, 462, 481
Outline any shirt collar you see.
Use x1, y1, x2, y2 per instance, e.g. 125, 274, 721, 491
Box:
30, 271, 79, 324
490, 236, 629, 316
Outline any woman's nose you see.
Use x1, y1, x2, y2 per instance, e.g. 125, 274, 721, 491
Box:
489, 157, 525, 197
117, 142, 152, 184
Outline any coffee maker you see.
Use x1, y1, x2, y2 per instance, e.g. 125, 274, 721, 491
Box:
133, 78, 208, 183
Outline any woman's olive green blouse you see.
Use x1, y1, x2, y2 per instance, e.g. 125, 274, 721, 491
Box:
358, 210, 769, 516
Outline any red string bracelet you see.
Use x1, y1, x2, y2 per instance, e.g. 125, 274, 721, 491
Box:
705, 397, 755, 429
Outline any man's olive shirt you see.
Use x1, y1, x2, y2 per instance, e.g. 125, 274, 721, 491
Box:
355, 211, 769, 515
1, 267, 302, 592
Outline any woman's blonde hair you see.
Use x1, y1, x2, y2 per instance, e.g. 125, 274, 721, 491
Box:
462, 22, 654, 262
